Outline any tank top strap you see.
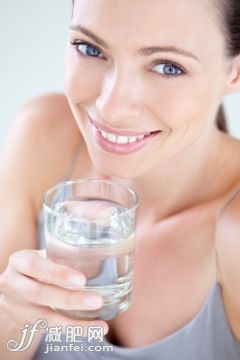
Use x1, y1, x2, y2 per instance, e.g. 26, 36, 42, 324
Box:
214, 185, 240, 284
62, 142, 81, 181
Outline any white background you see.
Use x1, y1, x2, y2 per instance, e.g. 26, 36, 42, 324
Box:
0, 0, 240, 150
0, 0, 71, 149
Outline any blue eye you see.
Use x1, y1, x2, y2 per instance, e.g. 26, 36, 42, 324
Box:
153, 63, 184, 77
71, 41, 104, 58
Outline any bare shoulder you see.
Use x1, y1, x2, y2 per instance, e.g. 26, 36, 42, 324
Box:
27, 92, 82, 175
1, 92, 82, 210
9, 92, 80, 155
216, 184, 240, 340
0, 93, 82, 271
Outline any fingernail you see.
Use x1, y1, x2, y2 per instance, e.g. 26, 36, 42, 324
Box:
84, 296, 103, 308
69, 274, 85, 286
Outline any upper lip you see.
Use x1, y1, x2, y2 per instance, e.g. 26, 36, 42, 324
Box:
90, 117, 161, 137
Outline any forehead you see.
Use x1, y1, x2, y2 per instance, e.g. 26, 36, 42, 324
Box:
73, 0, 225, 58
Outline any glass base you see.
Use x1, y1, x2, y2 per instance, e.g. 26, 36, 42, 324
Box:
53, 292, 131, 321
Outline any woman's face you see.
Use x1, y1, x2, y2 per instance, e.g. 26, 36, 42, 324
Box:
64, 0, 234, 178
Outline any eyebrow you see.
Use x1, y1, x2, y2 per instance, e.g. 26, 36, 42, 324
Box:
69, 24, 201, 63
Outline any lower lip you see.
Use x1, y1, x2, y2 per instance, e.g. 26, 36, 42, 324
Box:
90, 123, 161, 155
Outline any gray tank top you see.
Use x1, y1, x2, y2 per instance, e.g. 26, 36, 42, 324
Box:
34, 145, 240, 360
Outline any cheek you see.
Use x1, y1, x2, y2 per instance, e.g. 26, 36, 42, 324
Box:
64, 50, 103, 103
146, 76, 219, 132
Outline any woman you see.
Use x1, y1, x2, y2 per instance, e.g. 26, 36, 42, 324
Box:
0, 0, 240, 358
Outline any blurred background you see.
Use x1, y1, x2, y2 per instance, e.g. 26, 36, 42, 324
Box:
0, 0, 71, 149
0, 0, 240, 150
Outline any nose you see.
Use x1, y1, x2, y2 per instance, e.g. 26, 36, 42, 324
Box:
95, 66, 143, 125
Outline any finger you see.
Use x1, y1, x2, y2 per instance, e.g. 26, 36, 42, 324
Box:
9, 249, 86, 289
0, 294, 109, 336
4, 269, 104, 311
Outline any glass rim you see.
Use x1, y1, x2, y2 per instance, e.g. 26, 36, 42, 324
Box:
42, 178, 139, 217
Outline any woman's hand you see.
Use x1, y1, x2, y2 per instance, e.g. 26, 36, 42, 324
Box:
0, 249, 109, 336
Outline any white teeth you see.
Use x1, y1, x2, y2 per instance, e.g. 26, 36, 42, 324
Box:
106, 133, 117, 143
117, 136, 129, 144
128, 136, 137, 143
101, 130, 107, 139
98, 127, 148, 144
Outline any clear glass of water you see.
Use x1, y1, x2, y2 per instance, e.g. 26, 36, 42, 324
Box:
43, 179, 138, 320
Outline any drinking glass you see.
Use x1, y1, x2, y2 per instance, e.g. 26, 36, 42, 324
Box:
43, 179, 138, 320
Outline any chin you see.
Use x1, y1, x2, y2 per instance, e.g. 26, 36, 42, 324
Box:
84, 131, 160, 179
89, 152, 147, 179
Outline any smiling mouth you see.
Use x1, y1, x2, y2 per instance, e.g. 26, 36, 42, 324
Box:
89, 118, 162, 155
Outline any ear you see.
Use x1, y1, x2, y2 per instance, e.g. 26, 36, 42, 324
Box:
222, 55, 240, 96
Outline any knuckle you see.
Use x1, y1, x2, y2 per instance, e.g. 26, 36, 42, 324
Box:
9, 250, 34, 272
48, 261, 67, 281
9, 250, 27, 263
60, 290, 73, 309
27, 280, 42, 304
8, 252, 19, 267
72, 291, 85, 308
30, 255, 43, 275
61, 290, 80, 309
52, 262, 80, 281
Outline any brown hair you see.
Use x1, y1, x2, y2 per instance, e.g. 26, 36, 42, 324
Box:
216, 104, 228, 132
215, 0, 240, 132
72, 0, 240, 133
